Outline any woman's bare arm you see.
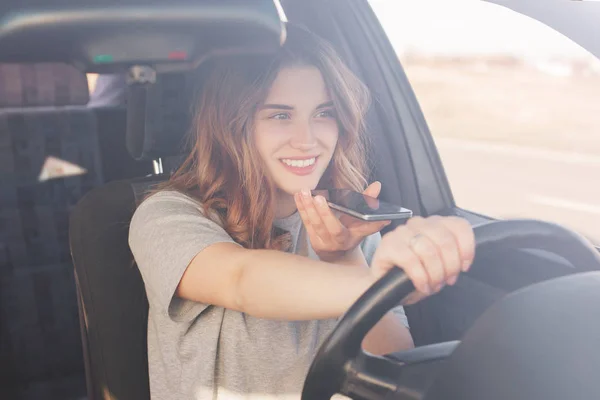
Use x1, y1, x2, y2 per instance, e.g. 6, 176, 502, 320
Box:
176, 242, 376, 321
177, 213, 477, 355
177, 242, 415, 354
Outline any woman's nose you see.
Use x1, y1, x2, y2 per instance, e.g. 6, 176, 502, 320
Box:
290, 122, 317, 150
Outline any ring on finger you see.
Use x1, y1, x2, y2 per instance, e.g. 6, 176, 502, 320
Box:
408, 232, 446, 291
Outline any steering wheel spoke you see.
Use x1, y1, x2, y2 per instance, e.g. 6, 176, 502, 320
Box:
340, 351, 405, 400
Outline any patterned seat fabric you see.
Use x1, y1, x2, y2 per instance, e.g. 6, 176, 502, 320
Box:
0, 63, 102, 400
0, 63, 89, 108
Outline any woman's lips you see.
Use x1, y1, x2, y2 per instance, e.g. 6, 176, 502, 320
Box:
279, 156, 319, 176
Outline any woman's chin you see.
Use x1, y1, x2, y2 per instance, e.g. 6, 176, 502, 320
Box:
276, 182, 318, 196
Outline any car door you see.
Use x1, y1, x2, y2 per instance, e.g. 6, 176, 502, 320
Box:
282, 0, 600, 345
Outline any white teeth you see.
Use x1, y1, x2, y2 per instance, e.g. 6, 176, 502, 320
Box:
281, 157, 316, 167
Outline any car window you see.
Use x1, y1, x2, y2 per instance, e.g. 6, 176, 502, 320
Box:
87, 73, 98, 93
370, 0, 600, 245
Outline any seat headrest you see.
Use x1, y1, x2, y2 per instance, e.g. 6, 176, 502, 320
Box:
0, 63, 89, 107
126, 71, 197, 161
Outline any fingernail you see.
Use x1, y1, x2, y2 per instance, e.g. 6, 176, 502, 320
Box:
302, 189, 311, 198
422, 284, 432, 295
448, 275, 458, 286
315, 196, 326, 205
462, 260, 472, 272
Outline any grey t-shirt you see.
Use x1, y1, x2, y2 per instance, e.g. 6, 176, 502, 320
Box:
129, 190, 408, 400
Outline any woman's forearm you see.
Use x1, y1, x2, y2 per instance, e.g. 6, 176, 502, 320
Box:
179, 243, 414, 349
237, 248, 415, 354
336, 246, 369, 267
235, 248, 375, 320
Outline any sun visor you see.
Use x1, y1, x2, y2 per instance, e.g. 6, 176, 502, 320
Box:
0, 0, 285, 72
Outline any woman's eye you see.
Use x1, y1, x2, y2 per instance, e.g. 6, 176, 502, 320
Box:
315, 109, 336, 119
270, 113, 291, 120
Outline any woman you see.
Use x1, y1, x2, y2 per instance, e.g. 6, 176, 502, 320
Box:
129, 24, 474, 400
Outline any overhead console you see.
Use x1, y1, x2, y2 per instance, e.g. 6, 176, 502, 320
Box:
0, 0, 285, 73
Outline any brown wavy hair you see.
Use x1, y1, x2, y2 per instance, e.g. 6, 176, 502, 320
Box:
159, 24, 371, 250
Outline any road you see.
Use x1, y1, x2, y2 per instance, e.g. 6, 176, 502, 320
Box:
436, 138, 600, 245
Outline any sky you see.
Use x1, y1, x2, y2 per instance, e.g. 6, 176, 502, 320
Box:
368, 0, 595, 60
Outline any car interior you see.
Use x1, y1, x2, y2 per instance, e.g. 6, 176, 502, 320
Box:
1, 1, 600, 400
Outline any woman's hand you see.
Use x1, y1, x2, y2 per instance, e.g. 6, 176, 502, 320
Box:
294, 182, 390, 263
370, 215, 475, 304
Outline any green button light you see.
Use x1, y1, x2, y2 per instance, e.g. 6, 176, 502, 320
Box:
93, 54, 114, 64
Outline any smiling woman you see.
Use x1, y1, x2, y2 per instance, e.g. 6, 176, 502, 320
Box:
127, 23, 474, 400
160, 24, 371, 249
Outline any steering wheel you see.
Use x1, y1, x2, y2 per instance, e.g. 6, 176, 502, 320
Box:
301, 219, 600, 400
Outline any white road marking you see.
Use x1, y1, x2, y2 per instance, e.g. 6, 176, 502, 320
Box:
436, 138, 600, 166
528, 195, 600, 215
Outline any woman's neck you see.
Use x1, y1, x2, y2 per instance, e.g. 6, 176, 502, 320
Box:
275, 190, 298, 219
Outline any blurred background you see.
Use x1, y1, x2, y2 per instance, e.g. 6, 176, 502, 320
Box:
369, 0, 600, 244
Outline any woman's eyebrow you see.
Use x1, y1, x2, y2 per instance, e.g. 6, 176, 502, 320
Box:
261, 104, 294, 110
316, 101, 334, 109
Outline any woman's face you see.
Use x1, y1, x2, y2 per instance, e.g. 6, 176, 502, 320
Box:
254, 66, 339, 196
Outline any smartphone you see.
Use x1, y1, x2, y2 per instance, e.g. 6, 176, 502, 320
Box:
311, 189, 413, 221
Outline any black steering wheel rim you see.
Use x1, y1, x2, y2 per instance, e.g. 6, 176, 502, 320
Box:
301, 219, 600, 400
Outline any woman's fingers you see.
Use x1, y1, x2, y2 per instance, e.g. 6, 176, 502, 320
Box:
437, 216, 476, 271
406, 217, 463, 289
362, 181, 382, 199
313, 195, 347, 244
372, 233, 432, 294
294, 184, 399, 256
298, 191, 332, 242
295, 193, 326, 246
371, 216, 475, 298
409, 233, 446, 292
295, 191, 351, 248
404, 216, 472, 291
386, 222, 446, 292
313, 192, 388, 245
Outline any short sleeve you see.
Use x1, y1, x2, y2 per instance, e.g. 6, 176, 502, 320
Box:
361, 232, 410, 329
128, 190, 238, 321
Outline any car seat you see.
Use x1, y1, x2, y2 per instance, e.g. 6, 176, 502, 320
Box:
69, 69, 196, 400
0, 62, 103, 399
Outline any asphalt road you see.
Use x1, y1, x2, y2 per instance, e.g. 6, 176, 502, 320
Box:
436, 138, 600, 245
